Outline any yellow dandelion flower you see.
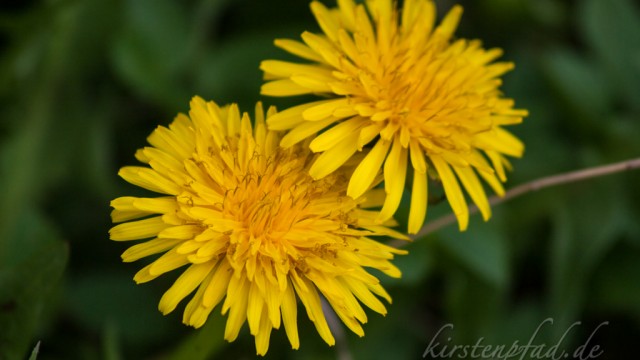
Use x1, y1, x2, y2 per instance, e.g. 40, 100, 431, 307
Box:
109, 96, 407, 355
260, 0, 528, 233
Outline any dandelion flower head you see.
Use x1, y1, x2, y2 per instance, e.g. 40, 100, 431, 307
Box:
109, 97, 407, 355
261, 0, 528, 233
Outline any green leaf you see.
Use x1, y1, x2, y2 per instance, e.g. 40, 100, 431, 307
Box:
548, 176, 630, 336
541, 48, 611, 127
0, 211, 69, 360
604, 114, 640, 162
383, 237, 433, 287
547, 203, 583, 333
589, 244, 640, 319
580, 0, 640, 110
111, 0, 192, 108
490, 301, 547, 345
437, 216, 509, 289
28, 341, 40, 360
65, 271, 173, 346
349, 289, 428, 360
0, 0, 80, 257
443, 267, 505, 343
167, 311, 227, 360
103, 320, 123, 360
527, 0, 567, 29
195, 32, 284, 110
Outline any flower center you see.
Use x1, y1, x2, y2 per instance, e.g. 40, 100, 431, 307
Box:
214, 147, 306, 238
339, 31, 497, 153
228, 162, 308, 238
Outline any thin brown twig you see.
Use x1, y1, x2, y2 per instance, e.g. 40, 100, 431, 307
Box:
392, 157, 640, 247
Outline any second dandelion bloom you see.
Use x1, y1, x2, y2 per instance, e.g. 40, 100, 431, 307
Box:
261, 0, 528, 233
109, 97, 406, 355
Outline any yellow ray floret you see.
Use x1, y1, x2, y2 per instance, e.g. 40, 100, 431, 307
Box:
261, 0, 527, 233
109, 96, 407, 356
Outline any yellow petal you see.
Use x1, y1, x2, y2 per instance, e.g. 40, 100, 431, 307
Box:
471, 151, 506, 196
453, 166, 491, 221
369, 0, 393, 54
357, 123, 383, 150
254, 307, 273, 356
110, 216, 168, 241
111, 196, 138, 212
260, 59, 333, 79
360, 188, 386, 208
266, 102, 321, 131
495, 127, 525, 157
119, 166, 181, 195
408, 169, 428, 234
247, 283, 264, 335
148, 249, 190, 276
121, 238, 182, 262
325, 297, 364, 337
301, 31, 341, 68
291, 74, 333, 92
110, 207, 145, 223
435, 5, 463, 41
196, 238, 227, 258
223, 276, 249, 342
377, 139, 407, 222
302, 98, 351, 121
189, 98, 218, 139
225, 103, 241, 137
486, 150, 507, 182
354, 5, 375, 52
475, 128, 524, 158
143, 147, 184, 174
274, 38, 323, 62
309, 131, 359, 179
367, 282, 391, 303
432, 156, 469, 231
132, 263, 160, 284
147, 125, 192, 161
342, 277, 387, 315
347, 139, 391, 199
261, 79, 314, 97
132, 197, 177, 213
333, 279, 368, 322
409, 139, 427, 174
309, 117, 365, 152
110, 197, 151, 223
254, 102, 266, 142
157, 225, 201, 240
182, 272, 214, 327
159, 261, 215, 314
281, 279, 300, 349
264, 281, 282, 329
176, 240, 202, 255
311, 1, 340, 42
337, 0, 357, 31
202, 261, 233, 308
280, 117, 337, 148
337, 29, 360, 64
293, 278, 335, 346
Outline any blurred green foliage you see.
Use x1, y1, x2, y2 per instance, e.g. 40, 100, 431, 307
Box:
1, 0, 639, 359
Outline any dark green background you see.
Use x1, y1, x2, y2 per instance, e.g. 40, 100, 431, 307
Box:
1, 0, 639, 359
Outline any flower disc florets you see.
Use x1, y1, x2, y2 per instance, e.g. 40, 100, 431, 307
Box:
261, 0, 528, 233
109, 97, 406, 355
